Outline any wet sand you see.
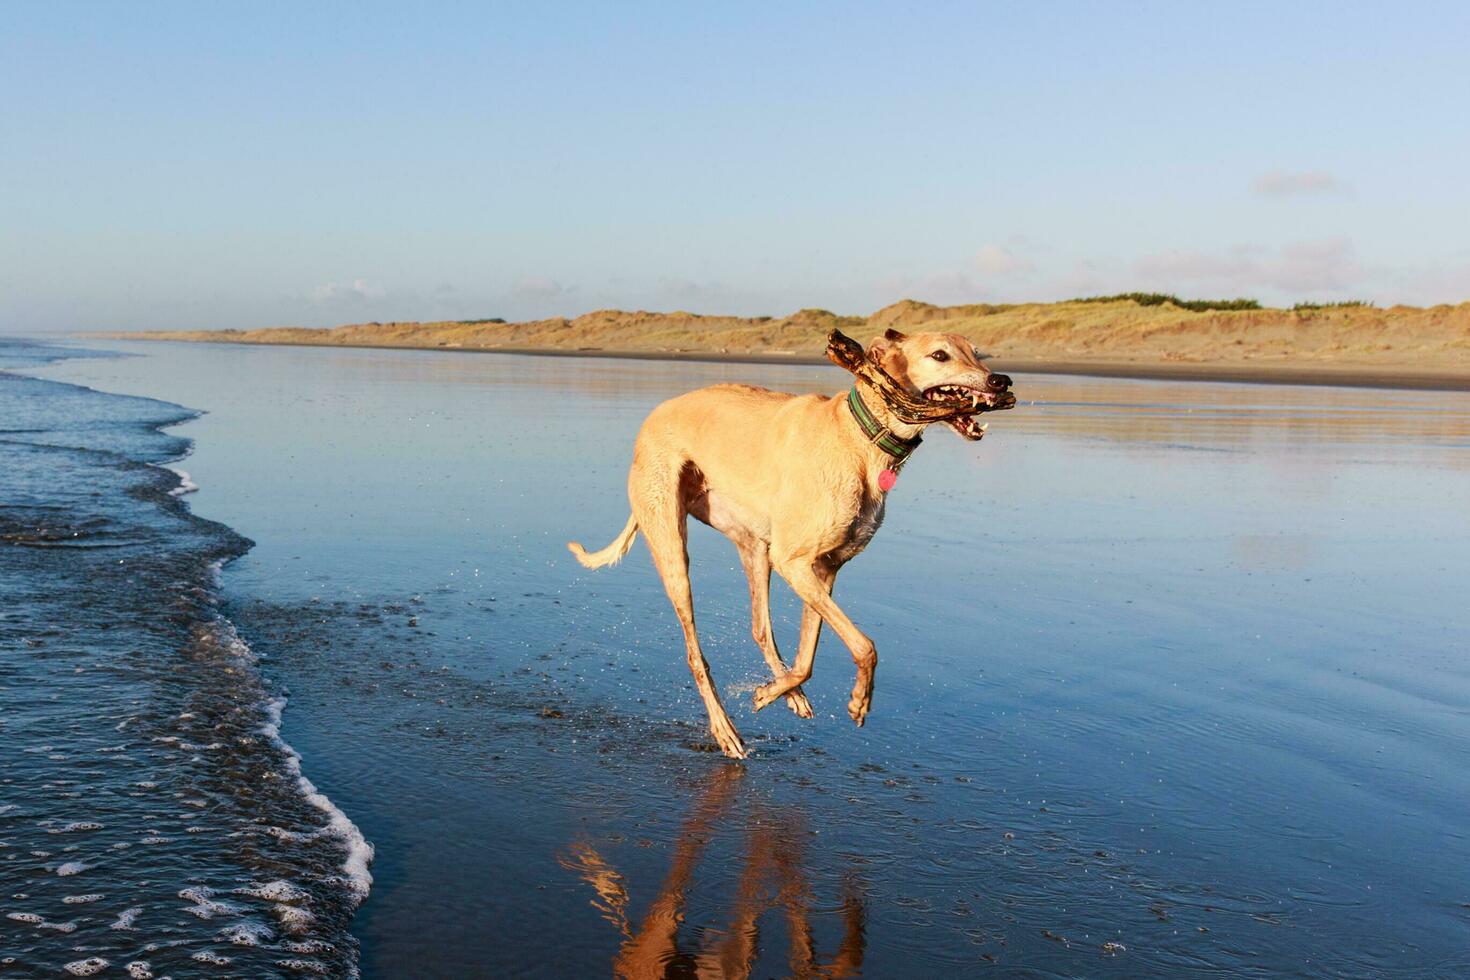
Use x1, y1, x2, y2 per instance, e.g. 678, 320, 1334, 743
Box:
33, 341, 1470, 977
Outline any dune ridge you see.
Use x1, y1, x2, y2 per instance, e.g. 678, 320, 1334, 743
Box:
112, 297, 1470, 387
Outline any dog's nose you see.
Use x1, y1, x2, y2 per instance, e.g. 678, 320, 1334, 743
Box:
986, 373, 1012, 391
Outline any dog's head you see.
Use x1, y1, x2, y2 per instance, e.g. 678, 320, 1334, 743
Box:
852, 328, 1015, 440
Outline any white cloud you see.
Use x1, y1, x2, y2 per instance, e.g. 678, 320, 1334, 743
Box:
1047, 258, 1116, 299
1135, 238, 1363, 296
1252, 170, 1345, 197
918, 271, 985, 302
875, 270, 987, 305
1134, 245, 1258, 283
874, 243, 1036, 306
973, 244, 1034, 277
1267, 239, 1364, 292
509, 276, 571, 301
1379, 258, 1470, 306
308, 278, 386, 304
655, 277, 729, 308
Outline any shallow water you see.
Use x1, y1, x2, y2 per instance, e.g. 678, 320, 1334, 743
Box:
0, 341, 366, 978
22, 339, 1470, 978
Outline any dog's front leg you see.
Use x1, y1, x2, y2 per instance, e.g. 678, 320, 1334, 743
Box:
773, 558, 875, 727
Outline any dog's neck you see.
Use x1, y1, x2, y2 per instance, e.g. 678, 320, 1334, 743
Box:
848, 381, 926, 462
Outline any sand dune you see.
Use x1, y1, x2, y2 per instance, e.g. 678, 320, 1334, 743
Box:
114, 297, 1470, 388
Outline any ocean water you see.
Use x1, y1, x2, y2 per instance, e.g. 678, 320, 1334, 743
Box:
0, 340, 368, 978
13, 338, 1470, 978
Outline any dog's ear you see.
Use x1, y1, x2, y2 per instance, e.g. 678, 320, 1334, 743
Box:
868, 327, 906, 363
867, 331, 901, 365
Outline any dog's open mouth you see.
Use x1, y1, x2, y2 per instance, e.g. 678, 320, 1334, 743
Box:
923, 384, 1017, 441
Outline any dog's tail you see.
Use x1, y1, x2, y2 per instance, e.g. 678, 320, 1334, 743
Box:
567, 513, 639, 569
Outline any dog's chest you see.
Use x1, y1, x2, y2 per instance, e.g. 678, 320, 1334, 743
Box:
831, 491, 886, 563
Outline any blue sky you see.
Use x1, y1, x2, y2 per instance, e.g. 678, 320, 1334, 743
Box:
3, 1, 1468, 332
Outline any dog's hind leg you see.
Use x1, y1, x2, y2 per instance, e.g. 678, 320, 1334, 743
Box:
633, 459, 747, 759
753, 558, 836, 714
734, 539, 814, 719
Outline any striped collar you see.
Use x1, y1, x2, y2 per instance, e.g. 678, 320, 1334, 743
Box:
846, 386, 923, 463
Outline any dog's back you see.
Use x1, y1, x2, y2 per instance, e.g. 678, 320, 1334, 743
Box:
638, 383, 824, 460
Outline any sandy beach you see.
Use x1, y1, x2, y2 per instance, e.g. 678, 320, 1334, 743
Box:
111, 297, 1470, 390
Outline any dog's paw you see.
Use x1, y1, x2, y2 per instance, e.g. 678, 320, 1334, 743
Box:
710, 717, 747, 759
785, 689, 814, 719
752, 680, 787, 713
847, 694, 870, 727
752, 683, 777, 712
716, 733, 747, 760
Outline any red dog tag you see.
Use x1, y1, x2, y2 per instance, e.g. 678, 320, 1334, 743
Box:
878, 468, 898, 492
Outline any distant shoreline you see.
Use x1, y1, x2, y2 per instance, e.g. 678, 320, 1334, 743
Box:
101, 336, 1470, 391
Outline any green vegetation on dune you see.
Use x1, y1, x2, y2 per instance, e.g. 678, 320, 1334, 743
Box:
1072, 292, 1263, 312
1291, 300, 1373, 311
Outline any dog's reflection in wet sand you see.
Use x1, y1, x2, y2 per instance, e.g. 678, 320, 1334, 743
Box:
559, 765, 866, 979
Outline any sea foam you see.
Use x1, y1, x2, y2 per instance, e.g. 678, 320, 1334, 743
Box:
260, 695, 375, 903
167, 467, 199, 496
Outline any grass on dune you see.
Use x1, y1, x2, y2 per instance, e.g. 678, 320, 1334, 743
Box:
1291, 300, 1373, 311
1072, 292, 1263, 312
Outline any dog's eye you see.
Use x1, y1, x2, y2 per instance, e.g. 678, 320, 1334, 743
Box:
929, 350, 950, 362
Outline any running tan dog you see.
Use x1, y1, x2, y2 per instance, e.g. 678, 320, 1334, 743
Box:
568, 328, 1016, 758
